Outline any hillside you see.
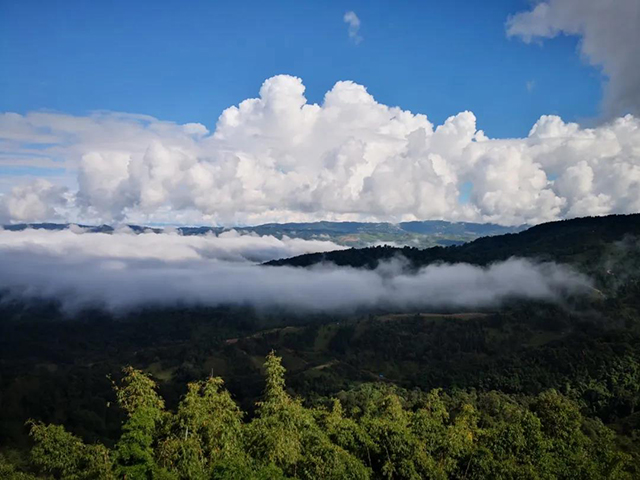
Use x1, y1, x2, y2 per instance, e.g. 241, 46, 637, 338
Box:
266, 214, 640, 274
1, 213, 640, 477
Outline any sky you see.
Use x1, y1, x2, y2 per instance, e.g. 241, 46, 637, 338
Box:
0, 0, 639, 227
0, 0, 602, 138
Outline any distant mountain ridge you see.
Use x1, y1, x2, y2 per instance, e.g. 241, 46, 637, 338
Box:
1, 219, 525, 248
265, 214, 640, 277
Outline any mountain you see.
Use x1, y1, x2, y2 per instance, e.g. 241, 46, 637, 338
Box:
266, 213, 640, 273
2, 219, 524, 247
2, 214, 640, 475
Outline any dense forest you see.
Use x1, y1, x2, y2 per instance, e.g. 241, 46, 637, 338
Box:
0, 353, 634, 479
1, 214, 640, 477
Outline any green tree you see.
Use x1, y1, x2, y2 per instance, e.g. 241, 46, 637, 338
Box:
113, 367, 167, 479
157, 377, 246, 478
28, 421, 113, 479
247, 351, 369, 479
9, 355, 634, 479
0, 452, 37, 480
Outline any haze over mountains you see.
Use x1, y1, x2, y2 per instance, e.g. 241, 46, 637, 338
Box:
2, 219, 523, 248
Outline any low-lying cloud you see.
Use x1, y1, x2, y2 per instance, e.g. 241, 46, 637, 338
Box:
0, 226, 346, 264
0, 228, 592, 313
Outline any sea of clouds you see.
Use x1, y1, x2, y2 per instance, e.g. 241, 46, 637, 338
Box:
0, 228, 592, 313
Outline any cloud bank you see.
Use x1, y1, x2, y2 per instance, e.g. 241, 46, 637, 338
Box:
0, 226, 346, 264
507, 0, 640, 117
0, 228, 591, 312
1, 77, 639, 227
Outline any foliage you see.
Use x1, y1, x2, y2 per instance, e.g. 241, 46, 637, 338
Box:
28, 421, 113, 479
2, 354, 635, 479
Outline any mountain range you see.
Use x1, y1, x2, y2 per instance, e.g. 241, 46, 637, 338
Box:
2, 219, 524, 247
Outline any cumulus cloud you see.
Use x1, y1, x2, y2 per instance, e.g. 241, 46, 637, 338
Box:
0, 228, 591, 312
1, 76, 639, 227
0, 179, 69, 223
343, 11, 362, 44
507, 0, 640, 117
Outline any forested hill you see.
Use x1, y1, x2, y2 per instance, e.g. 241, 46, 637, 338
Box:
265, 213, 640, 271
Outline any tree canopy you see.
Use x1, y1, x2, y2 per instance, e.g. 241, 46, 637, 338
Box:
2, 352, 634, 479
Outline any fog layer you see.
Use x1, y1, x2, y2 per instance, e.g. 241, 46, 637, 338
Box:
0, 228, 592, 312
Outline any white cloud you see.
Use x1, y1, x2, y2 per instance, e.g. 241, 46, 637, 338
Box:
0, 179, 69, 223
526, 80, 536, 93
0, 226, 346, 264
507, 0, 640, 117
0, 76, 639, 227
343, 11, 362, 44
0, 228, 591, 312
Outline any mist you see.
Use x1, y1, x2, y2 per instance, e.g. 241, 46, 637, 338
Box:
0, 228, 592, 313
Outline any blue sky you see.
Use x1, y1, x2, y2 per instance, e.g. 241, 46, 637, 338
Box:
2, 0, 637, 228
0, 0, 603, 138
